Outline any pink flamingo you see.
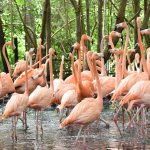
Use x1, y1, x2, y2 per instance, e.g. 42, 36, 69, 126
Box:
28, 48, 55, 133
60, 52, 104, 143
0, 41, 15, 98
0, 52, 29, 141
111, 17, 149, 102
14, 39, 46, 94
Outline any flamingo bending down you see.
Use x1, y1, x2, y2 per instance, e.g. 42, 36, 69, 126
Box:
14, 39, 46, 94
13, 48, 35, 78
60, 52, 104, 142
0, 52, 29, 141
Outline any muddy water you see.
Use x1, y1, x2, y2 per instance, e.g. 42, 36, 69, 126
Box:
0, 103, 150, 150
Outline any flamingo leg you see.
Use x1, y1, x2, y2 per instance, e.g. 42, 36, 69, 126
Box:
35, 110, 40, 139
113, 105, 122, 136
100, 117, 110, 128
127, 104, 145, 128
76, 125, 84, 142
23, 110, 28, 130
12, 116, 17, 142
122, 107, 125, 130
40, 110, 43, 135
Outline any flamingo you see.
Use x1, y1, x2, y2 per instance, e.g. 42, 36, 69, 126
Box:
13, 48, 34, 78
27, 48, 55, 133
60, 52, 104, 142
14, 39, 46, 94
109, 31, 123, 89
111, 17, 149, 102
0, 52, 29, 141
0, 41, 15, 98
140, 29, 150, 35
53, 55, 65, 94
56, 52, 81, 120
64, 42, 93, 84
80, 34, 92, 70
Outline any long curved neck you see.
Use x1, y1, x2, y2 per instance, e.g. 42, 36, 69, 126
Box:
127, 53, 133, 71
122, 26, 129, 78
71, 51, 78, 84
86, 52, 94, 79
80, 38, 87, 70
100, 58, 107, 76
59, 56, 64, 80
25, 53, 29, 96
147, 49, 150, 76
137, 24, 148, 75
109, 35, 121, 88
49, 53, 54, 93
77, 46, 83, 89
39, 40, 42, 67
93, 57, 103, 101
2, 43, 12, 76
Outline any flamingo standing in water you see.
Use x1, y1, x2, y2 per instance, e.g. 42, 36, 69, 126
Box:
0, 52, 29, 141
28, 48, 54, 133
56, 51, 81, 120
60, 52, 104, 143
111, 18, 149, 102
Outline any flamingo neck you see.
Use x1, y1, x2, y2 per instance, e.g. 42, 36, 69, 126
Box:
71, 51, 78, 84
122, 27, 129, 78
137, 26, 148, 75
93, 57, 103, 101
109, 35, 121, 88
2, 43, 12, 76
25, 54, 29, 96
80, 38, 87, 70
86, 53, 94, 79
59, 56, 64, 80
49, 54, 54, 93
39, 43, 42, 67
100, 58, 107, 76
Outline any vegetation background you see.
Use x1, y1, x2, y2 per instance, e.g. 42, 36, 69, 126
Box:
0, 0, 149, 78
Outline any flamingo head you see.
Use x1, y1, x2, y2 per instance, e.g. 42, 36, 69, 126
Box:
136, 17, 141, 28
49, 48, 55, 56
140, 29, 150, 35
116, 22, 127, 29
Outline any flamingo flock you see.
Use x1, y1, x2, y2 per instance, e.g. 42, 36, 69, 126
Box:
0, 17, 150, 143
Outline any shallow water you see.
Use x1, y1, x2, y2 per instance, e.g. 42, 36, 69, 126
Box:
0, 103, 150, 150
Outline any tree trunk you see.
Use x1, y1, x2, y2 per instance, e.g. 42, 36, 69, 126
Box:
86, 0, 91, 50
40, 1, 47, 43
133, 0, 140, 45
104, 0, 128, 63
46, 0, 51, 52
24, 0, 37, 51
141, 2, 150, 47
97, 0, 103, 52
0, 16, 8, 72
70, 0, 82, 42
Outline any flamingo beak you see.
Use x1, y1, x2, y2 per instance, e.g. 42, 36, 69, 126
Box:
70, 46, 74, 53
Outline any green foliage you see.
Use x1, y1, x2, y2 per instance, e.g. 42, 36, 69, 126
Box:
0, 0, 149, 76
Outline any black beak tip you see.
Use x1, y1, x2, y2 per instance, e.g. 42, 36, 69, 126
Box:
70, 46, 74, 53
92, 40, 94, 45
